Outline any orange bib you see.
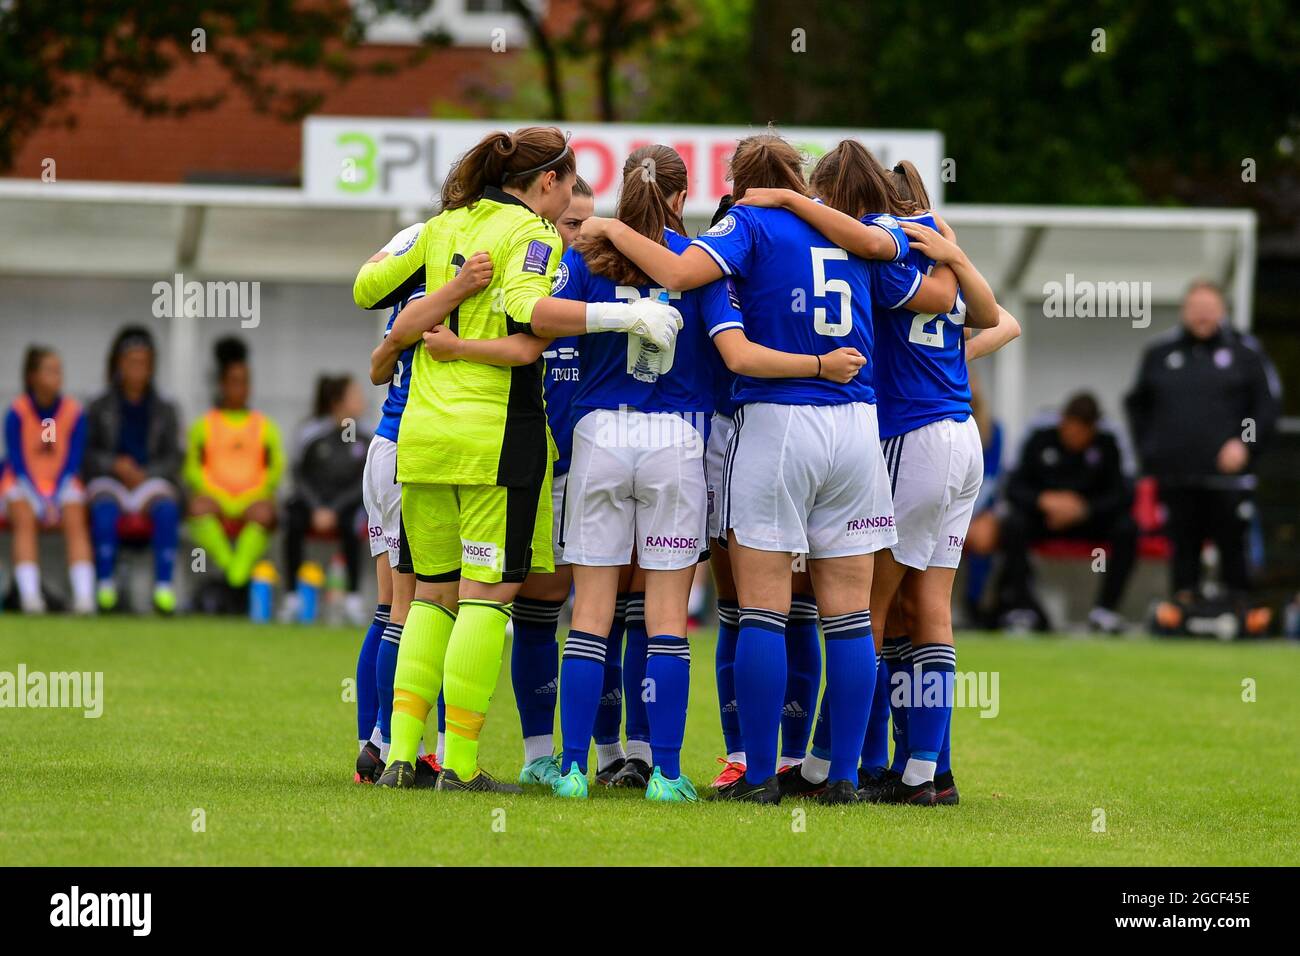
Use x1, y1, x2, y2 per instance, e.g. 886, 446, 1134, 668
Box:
13, 394, 81, 497
202, 410, 267, 497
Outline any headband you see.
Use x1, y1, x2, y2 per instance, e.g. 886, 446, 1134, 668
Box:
502, 131, 573, 184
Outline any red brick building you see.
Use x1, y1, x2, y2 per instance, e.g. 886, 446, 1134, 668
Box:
10, 1, 576, 185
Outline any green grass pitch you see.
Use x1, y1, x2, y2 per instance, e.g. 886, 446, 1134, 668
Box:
2, 616, 1297, 866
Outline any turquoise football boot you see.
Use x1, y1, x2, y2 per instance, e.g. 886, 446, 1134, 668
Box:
645, 766, 698, 803
519, 754, 562, 787
551, 762, 590, 799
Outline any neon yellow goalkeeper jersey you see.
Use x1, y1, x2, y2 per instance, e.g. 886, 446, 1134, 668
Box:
353, 187, 562, 488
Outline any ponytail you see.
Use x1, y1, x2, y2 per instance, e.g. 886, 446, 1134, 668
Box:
441, 126, 575, 211
729, 131, 808, 201
890, 159, 932, 215
810, 139, 900, 219
575, 144, 688, 286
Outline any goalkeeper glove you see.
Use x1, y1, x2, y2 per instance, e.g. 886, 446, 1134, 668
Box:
585, 299, 684, 351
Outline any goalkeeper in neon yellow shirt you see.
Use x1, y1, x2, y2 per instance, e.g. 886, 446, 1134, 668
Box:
354, 126, 683, 792
184, 337, 284, 602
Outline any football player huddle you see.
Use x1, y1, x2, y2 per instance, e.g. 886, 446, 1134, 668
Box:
347, 125, 1020, 806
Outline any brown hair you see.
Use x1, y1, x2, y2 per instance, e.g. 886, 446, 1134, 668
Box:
572, 175, 593, 199
312, 374, 353, 419
890, 159, 932, 214
810, 140, 899, 220
728, 132, 807, 201
1062, 391, 1101, 427
441, 126, 575, 211
22, 345, 56, 393
575, 144, 688, 286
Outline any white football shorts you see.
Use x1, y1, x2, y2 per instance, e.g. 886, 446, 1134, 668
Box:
882, 415, 983, 570
704, 411, 734, 545
721, 401, 896, 558
362, 434, 402, 567
561, 408, 707, 571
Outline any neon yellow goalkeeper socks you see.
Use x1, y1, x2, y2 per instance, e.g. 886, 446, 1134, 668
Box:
226, 521, 270, 587
442, 599, 512, 780
188, 514, 234, 573
389, 600, 457, 766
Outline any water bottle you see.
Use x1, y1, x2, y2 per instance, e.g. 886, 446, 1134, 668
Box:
296, 560, 325, 624
249, 561, 278, 623
630, 290, 671, 383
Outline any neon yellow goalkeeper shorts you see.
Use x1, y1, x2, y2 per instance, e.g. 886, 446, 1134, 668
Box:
400, 478, 553, 584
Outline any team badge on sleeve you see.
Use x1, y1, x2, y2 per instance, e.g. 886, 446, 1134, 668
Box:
383, 222, 424, 256
552, 261, 570, 293
523, 239, 553, 275
704, 214, 736, 237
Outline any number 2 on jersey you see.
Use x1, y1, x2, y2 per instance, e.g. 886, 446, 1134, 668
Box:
907, 304, 966, 349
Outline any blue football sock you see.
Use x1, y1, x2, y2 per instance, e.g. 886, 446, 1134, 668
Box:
510, 597, 564, 751
810, 689, 831, 761
593, 596, 627, 748
822, 610, 875, 784
90, 498, 121, 582
149, 496, 181, 585
715, 599, 742, 756
883, 635, 913, 773
646, 635, 690, 779
903, 643, 957, 785
937, 705, 953, 776
559, 629, 606, 774
622, 593, 650, 756
376, 621, 401, 744
781, 594, 821, 760
735, 608, 788, 785
861, 653, 890, 775
355, 604, 389, 742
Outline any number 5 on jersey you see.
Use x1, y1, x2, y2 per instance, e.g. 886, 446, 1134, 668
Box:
811, 247, 852, 337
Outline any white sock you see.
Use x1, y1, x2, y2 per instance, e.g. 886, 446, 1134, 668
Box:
70, 561, 95, 608
435, 733, 445, 764
800, 753, 830, 785
358, 740, 367, 753
417, 740, 427, 758
15, 562, 41, 606
595, 741, 625, 770
778, 755, 801, 770
727, 751, 746, 765
523, 733, 554, 764
902, 757, 937, 786
379, 741, 391, 763
626, 739, 652, 764
687, 579, 707, 617
369, 725, 383, 748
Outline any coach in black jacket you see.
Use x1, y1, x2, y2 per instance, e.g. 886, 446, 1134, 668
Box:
995, 392, 1136, 632
1124, 281, 1281, 603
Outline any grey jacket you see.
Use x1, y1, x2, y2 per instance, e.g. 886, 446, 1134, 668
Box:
81, 388, 183, 484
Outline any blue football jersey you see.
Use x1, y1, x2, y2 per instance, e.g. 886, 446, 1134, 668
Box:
690, 205, 916, 407
374, 285, 424, 442
542, 335, 580, 475
870, 212, 970, 439
552, 230, 737, 423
